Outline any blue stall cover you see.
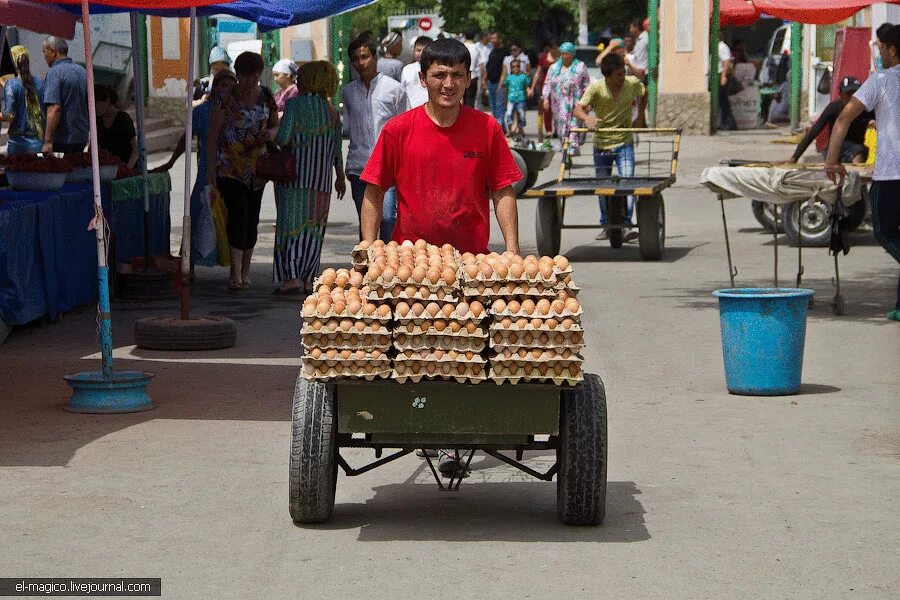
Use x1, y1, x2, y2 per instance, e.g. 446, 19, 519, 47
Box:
59, 0, 375, 31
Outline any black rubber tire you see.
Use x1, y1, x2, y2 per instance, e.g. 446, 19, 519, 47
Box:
783, 200, 831, 247
511, 150, 528, 196
751, 200, 784, 233
118, 269, 176, 301
845, 191, 867, 232
607, 196, 625, 248
289, 376, 338, 524
557, 373, 608, 526
524, 168, 540, 191
536, 198, 562, 256
637, 193, 666, 260
133, 316, 237, 351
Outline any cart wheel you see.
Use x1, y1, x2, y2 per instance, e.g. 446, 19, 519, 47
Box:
832, 294, 845, 316
289, 376, 338, 524
557, 373, 607, 526
525, 168, 540, 191
637, 193, 666, 260
784, 200, 831, 247
751, 200, 783, 232
845, 190, 867, 233
607, 196, 625, 248
536, 198, 562, 256
511, 150, 528, 196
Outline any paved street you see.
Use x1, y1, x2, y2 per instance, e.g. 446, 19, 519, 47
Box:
1, 124, 898, 599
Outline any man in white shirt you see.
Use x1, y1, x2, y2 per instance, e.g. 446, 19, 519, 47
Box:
629, 19, 649, 80
400, 36, 433, 109
342, 35, 407, 241
826, 23, 900, 321
463, 28, 480, 107
718, 40, 736, 130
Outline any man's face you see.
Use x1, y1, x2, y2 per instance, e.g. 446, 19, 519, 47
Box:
624, 36, 635, 52
413, 43, 428, 62
421, 61, 469, 109
878, 41, 899, 68
629, 24, 640, 37
42, 44, 56, 67
350, 45, 377, 79
387, 40, 403, 57
606, 67, 626, 87
510, 44, 522, 57
490, 33, 501, 47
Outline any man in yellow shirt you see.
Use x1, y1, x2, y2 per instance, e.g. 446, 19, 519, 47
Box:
573, 52, 647, 240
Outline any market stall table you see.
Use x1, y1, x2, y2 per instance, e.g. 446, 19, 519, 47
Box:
700, 163, 864, 314
105, 173, 172, 264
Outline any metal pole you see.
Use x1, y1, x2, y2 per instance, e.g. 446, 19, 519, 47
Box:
719, 195, 736, 287
647, 0, 659, 127
81, 0, 113, 379
180, 10, 197, 321
710, 0, 721, 134
578, 0, 588, 46
129, 12, 152, 270
773, 205, 779, 288
790, 22, 803, 132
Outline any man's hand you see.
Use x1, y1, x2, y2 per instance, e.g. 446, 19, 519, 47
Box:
41, 141, 53, 155
583, 115, 599, 130
632, 115, 646, 128
785, 156, 798, 164
526, 87, 534, 98
335, 176, 346, 200
542, 98, 550, 111
825, 162, 847, 185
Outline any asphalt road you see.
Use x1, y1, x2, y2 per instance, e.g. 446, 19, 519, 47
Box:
1, 123, 898, 599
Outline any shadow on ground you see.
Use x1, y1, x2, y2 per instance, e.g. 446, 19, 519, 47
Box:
563, 241, 706, 264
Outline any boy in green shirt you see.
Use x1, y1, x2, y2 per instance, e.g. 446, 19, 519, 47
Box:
573, 53, 647, 239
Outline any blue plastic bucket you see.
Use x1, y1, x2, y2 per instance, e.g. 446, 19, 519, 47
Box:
712, 288, 815, 396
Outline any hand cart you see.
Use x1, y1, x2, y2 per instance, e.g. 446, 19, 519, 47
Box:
510, 145, 556, 196
289, 375, 608, 526
524, 128, 682, 261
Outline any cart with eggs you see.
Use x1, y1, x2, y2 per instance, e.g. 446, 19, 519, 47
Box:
291, 242, 607, 526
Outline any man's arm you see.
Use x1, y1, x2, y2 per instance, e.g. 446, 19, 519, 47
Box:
492, 185, 520, 255
360, 183, 385, 242
633, 89, 648, 128
825, 97, 866, 184
42, 105, 61, 154
573, 102, 597, 129
498, 63, 508, 94
790, 101, 840, 162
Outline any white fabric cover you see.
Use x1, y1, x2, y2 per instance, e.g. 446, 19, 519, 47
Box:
699, 166, 862, 206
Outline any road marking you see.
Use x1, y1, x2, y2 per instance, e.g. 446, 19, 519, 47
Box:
82, 345, 300, 366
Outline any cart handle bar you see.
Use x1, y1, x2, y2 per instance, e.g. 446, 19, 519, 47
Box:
569, 127, 682, 134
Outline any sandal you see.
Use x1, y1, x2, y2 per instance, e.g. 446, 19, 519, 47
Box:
227, 281, 244, 291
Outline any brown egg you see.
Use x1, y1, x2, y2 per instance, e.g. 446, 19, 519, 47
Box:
539, 333, 550, 345
468, 301, 483, 317
397, 266, 412, 283
321, 268, 337, 286
405, 285, 418, 297
337, 349, 350, 360
523, 333, 534, 345
308, 348, 322, 360
414, 239, 428, 251
561, 317, 575, 330
560, 349, 572, 359
418, 286, 430, 298
376, 304, 392, 318
426, 266, 441, 285
565, 298, 580, 313
425, 302, 440, 318
492, 299, 507, 313
367, 264, 382, 280
461, 252, 475, 263
396, 302, 411, 318
537, 364, 549, 377
455, 303, 469, 318
521, 299, 536, 314
509, 263, 525, 279
456, 363, 468, 375
536, 299, 552, 315
381, 266, 396, 282
449, 321, 462, 333
524, 263, 539, 279
362, 303, 377, 316
335, 270, 350, 287
337, 319, 351, 332
411, 266, 427, 283
507, 300, 521, 313
316, 301, 331, 316
553, 255, 570, 270
539, 264, 553, 280
515, 317, 529, 329
545, 318, 559, 330
426, 362, 437, 375
441, 267, 456, 285
497, 316, 511, 329
433, 349, 445, 360
332, 297, 347, 314
433, 319, 447, 332
465, 321, 477, 334
557, 289, 570, 302
530, 318, 543, 329
554, 333, 566, 344
551, 299, 566, 315
411, 303, 425, 317
441, 303, 455, 318
346, 299, 362, 315
325, 348, 338, 360
371, 349, 383, 360
479, 263, 494, 279
531, 349, 543, 360
568, 364, 580, 377
309, 319, 323, 332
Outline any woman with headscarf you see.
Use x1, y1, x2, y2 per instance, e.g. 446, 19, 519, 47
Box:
271, 61, 346, 295
1, 46, 44, 155
153, 69, 239, 269
272, 59, 299, 114
542, 41, 590, 152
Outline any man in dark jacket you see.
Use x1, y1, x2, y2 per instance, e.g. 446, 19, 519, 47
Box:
483, 33, 508, 130
788, 77, 874, 164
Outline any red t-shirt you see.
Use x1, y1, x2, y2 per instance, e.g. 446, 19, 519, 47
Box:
360, 105, 522, 254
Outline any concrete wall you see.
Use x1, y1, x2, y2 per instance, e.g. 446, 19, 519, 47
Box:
148, 17, 191, 99
657, 0, 711, 133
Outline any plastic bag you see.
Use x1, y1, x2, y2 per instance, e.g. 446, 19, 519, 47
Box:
195, 186, 216, 260
209, 186, 231, 267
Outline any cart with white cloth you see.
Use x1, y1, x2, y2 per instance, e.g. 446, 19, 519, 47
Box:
700, 164, 864, 315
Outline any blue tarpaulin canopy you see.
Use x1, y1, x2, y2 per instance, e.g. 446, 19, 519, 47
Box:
58, 0, 375, 30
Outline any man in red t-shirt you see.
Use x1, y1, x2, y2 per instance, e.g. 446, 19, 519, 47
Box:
360, 37, 523, 255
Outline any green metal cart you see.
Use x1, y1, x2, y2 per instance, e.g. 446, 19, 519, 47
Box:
289, 374, 608, 526
525, 128, 682, 260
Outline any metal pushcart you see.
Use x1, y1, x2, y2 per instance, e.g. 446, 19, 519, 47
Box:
288, 375, 608, 526
525, 128, 683, 260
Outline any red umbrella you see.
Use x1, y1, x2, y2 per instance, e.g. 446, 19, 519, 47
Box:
719, 0, 760, 27
0, 0, 79, 38
753, 0, 900, 26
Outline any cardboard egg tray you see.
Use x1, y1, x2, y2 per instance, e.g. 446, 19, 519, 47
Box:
301, 331, 393, 351
393, 304, 487, 323
393, 333, 487, 352
488, 363, 584, 386
301, 305, 393, 322
489, 328, 585, 349
301, 361, 392, 381
352, 261, 367, 273
461, 282, 557, 299
396, 348, 486, 363
393, 320, 486, 337
303, 350, 390, 364
392, 359, 488, 384
491, 304, 584, 319
492, 348, 583, 364
350, 244, 369, 265
300, 319, 392, 337
367, 284, 459, 303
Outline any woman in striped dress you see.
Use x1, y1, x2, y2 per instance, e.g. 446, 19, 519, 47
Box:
272, 61, 346, 295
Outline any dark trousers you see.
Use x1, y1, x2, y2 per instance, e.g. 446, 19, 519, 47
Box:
217, 177, 263, 251
718, 83, 736, 130
869, 180, 900, 309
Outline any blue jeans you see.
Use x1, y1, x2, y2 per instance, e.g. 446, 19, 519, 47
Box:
594, 144, 635, 225
487, 81, 506, 131
505, 101, 526, 130
348, 173, 396, 242
6, 136, 42, 155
